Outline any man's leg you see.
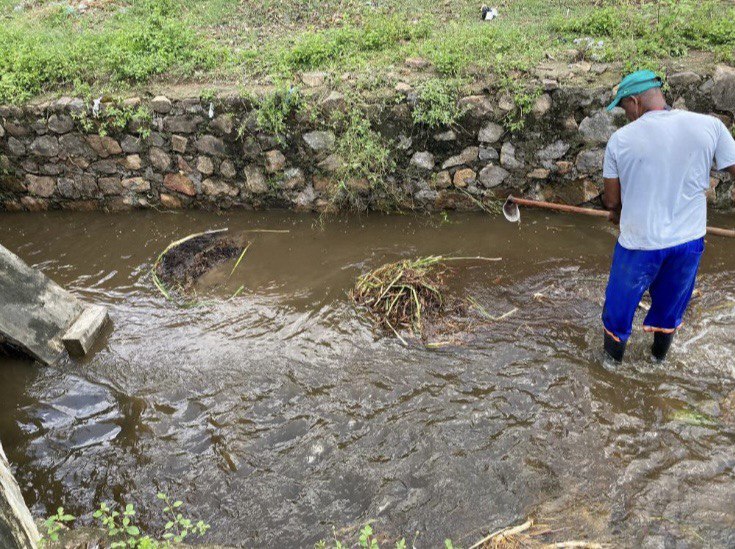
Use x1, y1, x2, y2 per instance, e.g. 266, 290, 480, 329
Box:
644, 238, 704, 361
601, 243, 661, 362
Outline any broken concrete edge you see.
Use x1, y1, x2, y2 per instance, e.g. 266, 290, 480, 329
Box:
0, 243, 109, 365
62, 304, 109, 358
0, 441, 41, 548
0, 244, 83, 366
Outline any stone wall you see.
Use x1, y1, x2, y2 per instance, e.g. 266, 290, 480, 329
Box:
1, 66, 734, 213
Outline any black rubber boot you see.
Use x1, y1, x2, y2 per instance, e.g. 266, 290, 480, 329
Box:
604, 332, 627, 363
651, 332, 675, 362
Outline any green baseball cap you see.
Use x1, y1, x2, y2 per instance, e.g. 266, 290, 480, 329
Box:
606, 70, 662, 111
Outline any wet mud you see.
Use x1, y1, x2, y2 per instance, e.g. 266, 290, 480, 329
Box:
1, 210, 734, 547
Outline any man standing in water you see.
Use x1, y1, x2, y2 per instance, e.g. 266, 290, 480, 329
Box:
601, 70, 735, 363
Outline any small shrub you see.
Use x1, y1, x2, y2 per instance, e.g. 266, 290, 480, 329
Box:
552, 7, 622, 37
331, 101, 395, 208
411, 79, 464, 129
499, 77, 542, 133
71, 102, 152, 138
282, 15, 430, 71
428, 43, 466, 76
251, 85, 304, 143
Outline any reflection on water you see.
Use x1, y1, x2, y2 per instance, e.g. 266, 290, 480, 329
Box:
1, 210, 734, 547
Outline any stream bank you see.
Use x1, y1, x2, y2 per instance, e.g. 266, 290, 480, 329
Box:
2, 67, 735, 215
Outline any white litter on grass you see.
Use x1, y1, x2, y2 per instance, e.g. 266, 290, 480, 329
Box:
481, 5, 499, 20
92, 96, 102, 118
574, 37, 605, 48
208, 102, 215, 119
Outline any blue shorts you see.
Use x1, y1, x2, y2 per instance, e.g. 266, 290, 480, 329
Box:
602, 237, 704, 342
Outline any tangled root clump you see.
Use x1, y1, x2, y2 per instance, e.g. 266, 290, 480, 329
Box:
152, 230, 247, 298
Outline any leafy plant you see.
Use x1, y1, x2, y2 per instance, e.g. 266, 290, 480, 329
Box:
251, 85, 304, 143
359, 524, 379, 549
333, 102, 394, 202
497, 76, 541, 133
42, 507, 75, 544
71, 102, 152, 138
93, 502, 146, 548
41, 494, 210, 548
158, 492, 210, 543
315, 522, 415, 549
411, 79, 464, 129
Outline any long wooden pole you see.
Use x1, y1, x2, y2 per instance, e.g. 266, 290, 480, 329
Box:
507, 196, 735, 238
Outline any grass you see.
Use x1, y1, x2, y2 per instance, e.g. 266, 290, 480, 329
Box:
1, 0, 733, 104
412, 78, 465, 129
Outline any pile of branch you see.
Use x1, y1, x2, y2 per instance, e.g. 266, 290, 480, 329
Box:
351, 256, 448, 339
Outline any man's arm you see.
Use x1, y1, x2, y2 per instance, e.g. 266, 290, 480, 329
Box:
603, 177, 622, 224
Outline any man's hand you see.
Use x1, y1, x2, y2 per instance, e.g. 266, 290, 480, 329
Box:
603, 177, 622, 225
608, 209, 620, 225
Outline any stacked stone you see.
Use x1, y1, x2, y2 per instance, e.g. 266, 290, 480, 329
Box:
0, 65, 733, 213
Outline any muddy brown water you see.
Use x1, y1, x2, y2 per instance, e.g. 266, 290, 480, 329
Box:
1, 210, 735, 548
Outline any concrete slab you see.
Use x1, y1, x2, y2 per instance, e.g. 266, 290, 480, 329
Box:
62, 304, 109, 357
0, 244, 83, 365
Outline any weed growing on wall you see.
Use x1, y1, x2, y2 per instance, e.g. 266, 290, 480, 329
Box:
71, 102, 152, 138
250, 85, 305, 144
411, 79, 465, 129
331, 100, 396, 209
496, 75, 542, 133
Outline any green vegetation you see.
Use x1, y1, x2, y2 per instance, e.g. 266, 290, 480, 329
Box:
251, 85, 305, 143
1, 0, 733, 105
42, 493, 210, 548
316, 523, 423, 549
552, 0, 735, 66
497, 76, 542, 133
72, 102, 152, 138
0, 0, 225, 103
43, 507, 75, 544
411, 79, 465, 129
332, 101, 395, 205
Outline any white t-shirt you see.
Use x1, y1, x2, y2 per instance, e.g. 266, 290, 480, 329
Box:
603, 109, 735, 250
